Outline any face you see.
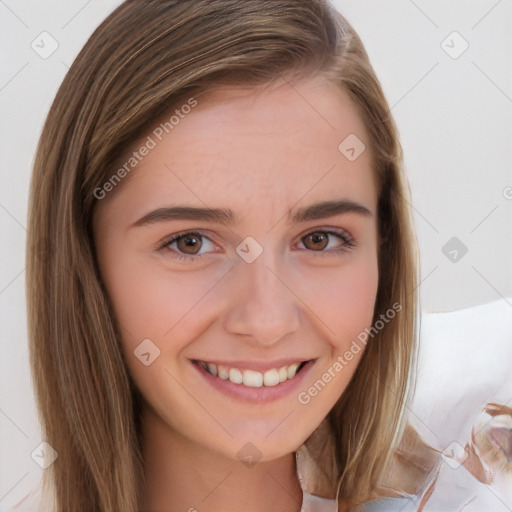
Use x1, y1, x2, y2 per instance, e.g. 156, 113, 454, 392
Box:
93, 75, 379, 463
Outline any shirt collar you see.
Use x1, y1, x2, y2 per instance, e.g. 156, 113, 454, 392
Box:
296, 419, 339, 511
294, 417, 443, 512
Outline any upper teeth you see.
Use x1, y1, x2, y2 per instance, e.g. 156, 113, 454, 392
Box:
197, 361, 303, 387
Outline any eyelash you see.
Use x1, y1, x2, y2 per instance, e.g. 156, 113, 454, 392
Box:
158, 229, 356, 263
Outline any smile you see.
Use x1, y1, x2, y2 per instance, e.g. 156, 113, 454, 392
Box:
196, 360, 307, 388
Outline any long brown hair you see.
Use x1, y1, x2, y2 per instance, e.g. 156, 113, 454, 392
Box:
26, 1, 419, 510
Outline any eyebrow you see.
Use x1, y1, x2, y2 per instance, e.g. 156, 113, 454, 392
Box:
131, 199, 372, 228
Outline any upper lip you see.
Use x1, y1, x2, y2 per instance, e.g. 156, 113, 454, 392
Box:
192, 358, 314, 372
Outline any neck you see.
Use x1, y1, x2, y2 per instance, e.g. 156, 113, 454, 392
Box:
140, 406, 303, 512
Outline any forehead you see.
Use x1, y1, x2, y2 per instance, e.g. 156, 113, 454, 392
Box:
94, 76, 376, 226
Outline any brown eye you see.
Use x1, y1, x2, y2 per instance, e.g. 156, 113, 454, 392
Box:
175, 233, 203, 254
298, 229, 355, 255
302, 231, 329, 251
159, 231, 219, 262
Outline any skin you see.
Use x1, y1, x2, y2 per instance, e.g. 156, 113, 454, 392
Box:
93, 75, 379, 512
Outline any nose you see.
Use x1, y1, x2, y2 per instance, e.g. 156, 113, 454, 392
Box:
223, 249, 301, 346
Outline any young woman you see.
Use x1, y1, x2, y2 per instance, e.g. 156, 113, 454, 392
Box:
22, 1, 496, 511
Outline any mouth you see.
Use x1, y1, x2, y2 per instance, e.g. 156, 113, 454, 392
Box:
193, 360, 310, 388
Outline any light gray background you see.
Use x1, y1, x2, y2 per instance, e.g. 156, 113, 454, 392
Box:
1, 0, 511, 508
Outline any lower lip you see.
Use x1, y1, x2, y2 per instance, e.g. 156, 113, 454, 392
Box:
192, 360, 315, 404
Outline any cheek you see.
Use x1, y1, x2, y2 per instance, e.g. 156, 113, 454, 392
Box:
293, 257, 378, 423
102, 252, 227, 345
293, 253, 379, 350
333, 262, 379, 347
100, 255, 223, 405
